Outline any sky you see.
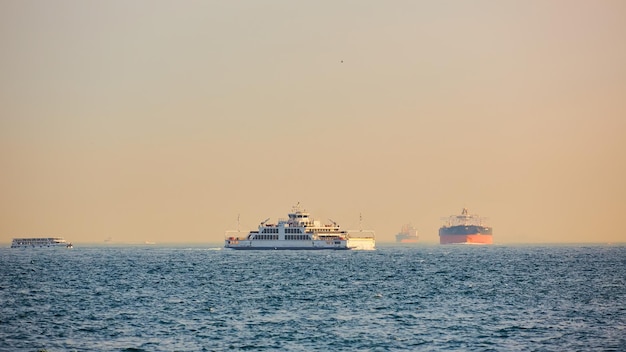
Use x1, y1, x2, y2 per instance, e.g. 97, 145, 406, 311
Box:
1, 1, 625, 244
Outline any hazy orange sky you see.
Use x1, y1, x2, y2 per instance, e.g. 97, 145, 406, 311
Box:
1, 1, 625, 244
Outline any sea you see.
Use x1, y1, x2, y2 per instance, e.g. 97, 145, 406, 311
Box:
1, 244, 624, 352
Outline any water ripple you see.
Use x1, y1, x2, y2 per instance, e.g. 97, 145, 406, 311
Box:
0, 245, 625, 351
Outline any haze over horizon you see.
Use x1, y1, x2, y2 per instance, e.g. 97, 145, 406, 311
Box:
1, 1, 625, 245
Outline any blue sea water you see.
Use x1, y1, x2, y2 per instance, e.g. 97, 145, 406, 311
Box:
1, 244, 625, 351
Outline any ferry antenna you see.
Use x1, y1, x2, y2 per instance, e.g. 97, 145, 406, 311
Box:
359, 213, 363, 231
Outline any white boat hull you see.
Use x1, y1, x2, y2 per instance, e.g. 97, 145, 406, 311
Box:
347, 237, 376, 250
11, 237, 72, 248
225, 239, 351, 250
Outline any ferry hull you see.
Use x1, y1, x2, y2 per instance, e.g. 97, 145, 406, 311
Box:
226, 246, 350, 250
225, 237, 375, 250
439, 234, 493, 245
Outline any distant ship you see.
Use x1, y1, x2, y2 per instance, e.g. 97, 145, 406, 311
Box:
11, 237, 73, 248
395, 224, 419, 243
439, 208, 493, 245
225, 204, 376, 250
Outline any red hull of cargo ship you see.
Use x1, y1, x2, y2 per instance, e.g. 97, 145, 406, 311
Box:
439, 234, 492, 245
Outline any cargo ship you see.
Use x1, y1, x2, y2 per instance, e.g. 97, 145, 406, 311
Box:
439, 208, 492, 244
395, 224, 418, 243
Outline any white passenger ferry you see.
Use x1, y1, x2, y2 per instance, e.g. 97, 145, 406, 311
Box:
225, 204, 375, 250
11, 237, 73, 248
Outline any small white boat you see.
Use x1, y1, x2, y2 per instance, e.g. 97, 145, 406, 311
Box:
11, 237, 73, 248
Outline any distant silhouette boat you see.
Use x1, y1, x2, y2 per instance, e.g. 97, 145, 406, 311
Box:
395, 224, 419, 243
11, 237, 73, 248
